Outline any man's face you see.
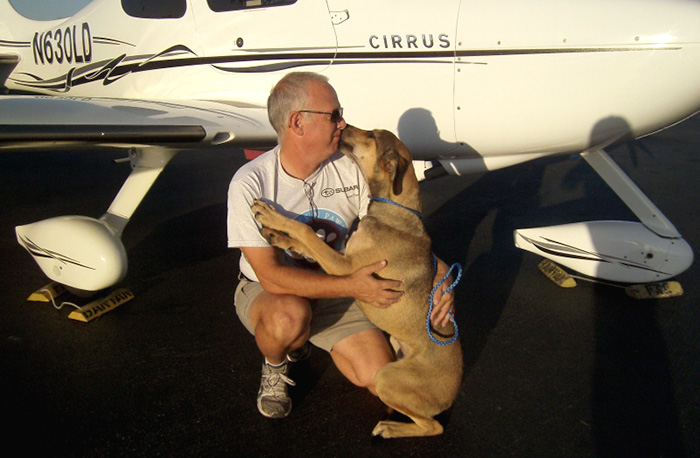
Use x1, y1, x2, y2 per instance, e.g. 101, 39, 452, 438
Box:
301, 81, 347, 158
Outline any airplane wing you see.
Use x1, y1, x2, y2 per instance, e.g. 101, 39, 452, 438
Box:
0, 95, 277, 150
2, 95, 278, 292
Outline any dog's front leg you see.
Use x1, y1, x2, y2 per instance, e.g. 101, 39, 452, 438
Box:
252, 199, 303, 236
252, 199, 354, 275
258, 227, 302, 254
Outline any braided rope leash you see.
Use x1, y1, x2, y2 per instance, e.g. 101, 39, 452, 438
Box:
427, 255, 462, 345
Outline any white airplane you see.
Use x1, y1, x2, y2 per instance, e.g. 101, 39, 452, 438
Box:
1, 0, 699, 293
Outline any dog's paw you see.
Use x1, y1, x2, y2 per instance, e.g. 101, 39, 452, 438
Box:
251, 199, 278, 226
372, 419, 443, 439
263, 228, 310, 257
252, 199, 290, 233
262, 228, 291, 249
372, 420, 403, 439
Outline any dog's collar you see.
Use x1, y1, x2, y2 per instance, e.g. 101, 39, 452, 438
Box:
369, 197, 423, 219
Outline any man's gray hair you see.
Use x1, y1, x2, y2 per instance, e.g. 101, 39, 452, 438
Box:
267, 72, 329, 136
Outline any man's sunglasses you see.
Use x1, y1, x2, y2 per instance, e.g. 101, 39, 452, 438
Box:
298, 107, 344, 123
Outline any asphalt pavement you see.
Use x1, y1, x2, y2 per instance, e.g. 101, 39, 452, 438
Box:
1, 114, 699, 458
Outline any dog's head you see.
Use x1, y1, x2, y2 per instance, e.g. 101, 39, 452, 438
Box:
338, 125, 414, 197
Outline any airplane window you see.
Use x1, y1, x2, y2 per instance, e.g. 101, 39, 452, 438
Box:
208, 0, 297, 12
122, 0, 187, 19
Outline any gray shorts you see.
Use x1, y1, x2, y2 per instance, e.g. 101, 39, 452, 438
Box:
234, 278, 377, 352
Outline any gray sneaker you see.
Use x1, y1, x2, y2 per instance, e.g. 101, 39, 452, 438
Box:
257, 361, 296, 418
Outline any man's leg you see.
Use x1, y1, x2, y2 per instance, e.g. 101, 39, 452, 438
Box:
236, 282, 312, 418
249, 291, 312, 364
330, 328, 394, 396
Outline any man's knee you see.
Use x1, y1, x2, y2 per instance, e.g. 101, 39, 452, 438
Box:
255, 294, 311, 338
354, 365, 380, 390
331, 329, 393, 391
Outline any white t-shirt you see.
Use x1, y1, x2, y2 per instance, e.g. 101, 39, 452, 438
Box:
227, 146, 369, 281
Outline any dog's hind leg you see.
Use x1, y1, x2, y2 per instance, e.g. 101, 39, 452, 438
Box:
371, 363, 445, 438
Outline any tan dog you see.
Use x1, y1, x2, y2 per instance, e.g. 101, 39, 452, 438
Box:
251, 125, 463, 438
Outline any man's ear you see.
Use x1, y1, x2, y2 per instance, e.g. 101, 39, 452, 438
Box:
289, 111, 304, 135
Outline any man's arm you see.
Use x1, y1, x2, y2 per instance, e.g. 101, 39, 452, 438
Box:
241, 246, 404, 307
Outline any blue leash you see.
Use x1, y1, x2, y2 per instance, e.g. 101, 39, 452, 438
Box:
427, 255, 462, 345
369, 197, 423, 219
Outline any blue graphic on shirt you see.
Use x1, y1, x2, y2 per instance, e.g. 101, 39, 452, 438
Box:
285, 209, 348, 270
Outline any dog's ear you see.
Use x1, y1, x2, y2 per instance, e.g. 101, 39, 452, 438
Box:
376, 131, 410, 195
391, 151, 409, 196
379, 148, 409, 196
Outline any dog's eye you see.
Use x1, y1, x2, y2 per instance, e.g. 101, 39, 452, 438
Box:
367, 131, 375, 139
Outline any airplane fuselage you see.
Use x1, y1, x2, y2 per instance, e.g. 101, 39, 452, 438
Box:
2, 0, 699, 164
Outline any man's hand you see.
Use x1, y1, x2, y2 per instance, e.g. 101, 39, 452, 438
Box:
348, 260, 403, 308
430, 257, 456, 328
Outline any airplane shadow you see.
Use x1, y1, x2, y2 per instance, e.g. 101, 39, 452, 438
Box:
586, 119, 687, 457
590, 282, 686, 457
420, 157, 552, 437
584, 121, 687, 456
122, 203, 231, 294
423, 131, 687, 454
423, 157, 557, 370
121, 201, 330, 403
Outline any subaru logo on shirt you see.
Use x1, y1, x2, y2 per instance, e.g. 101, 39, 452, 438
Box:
321, 184, 359, 198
